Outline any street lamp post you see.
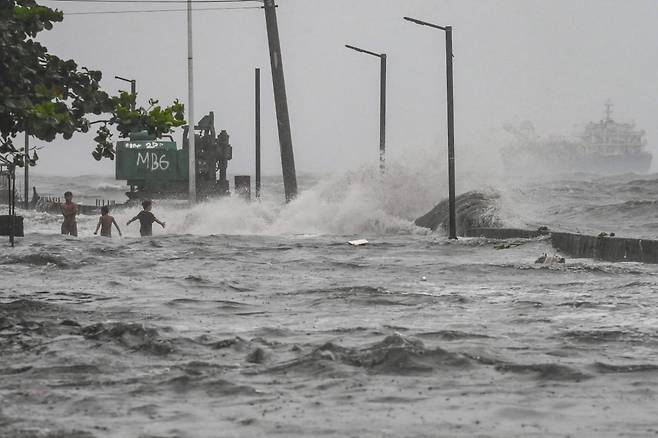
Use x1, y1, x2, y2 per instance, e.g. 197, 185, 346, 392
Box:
345, 44, 387, 173
255, 67, 261, 200
24, 132, 29, 210
115, 75, 137, 111
186, 0, 196, 203
403, 16, 457, 240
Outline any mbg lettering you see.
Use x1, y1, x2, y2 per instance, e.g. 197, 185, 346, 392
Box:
136, 152, 170, 171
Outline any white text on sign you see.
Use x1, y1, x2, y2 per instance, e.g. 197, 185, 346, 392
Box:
137, 152, 170, 171
125, 142, 166, 149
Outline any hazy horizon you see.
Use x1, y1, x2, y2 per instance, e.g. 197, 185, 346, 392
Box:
21, 0, 658, 180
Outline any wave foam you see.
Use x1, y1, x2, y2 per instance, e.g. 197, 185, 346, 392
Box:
161, 164, 441, 236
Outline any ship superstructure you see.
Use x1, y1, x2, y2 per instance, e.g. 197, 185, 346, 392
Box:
501, 102, 651, 175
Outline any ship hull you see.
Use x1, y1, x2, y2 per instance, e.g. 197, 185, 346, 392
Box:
502, 151, 652, 176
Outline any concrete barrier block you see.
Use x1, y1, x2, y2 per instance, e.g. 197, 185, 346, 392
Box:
551, 232, 658, 264
0, 215, 24, 237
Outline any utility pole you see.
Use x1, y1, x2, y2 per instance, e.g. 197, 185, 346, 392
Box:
187, 0, 196, 203
255, 68, 261, 199
24, 132, 28, 210
263, 0, 297, 202
445, 26, 456, 240
404, 17, 457, 240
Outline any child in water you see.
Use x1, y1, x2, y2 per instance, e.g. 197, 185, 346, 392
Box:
126, 200, 165, 237
94, 205, 122, 238
61, 191, 78, 236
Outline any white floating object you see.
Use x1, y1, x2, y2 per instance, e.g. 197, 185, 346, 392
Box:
348, 239, 369, 246
421, 276, 427, 281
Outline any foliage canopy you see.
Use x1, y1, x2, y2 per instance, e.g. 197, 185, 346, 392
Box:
0, 0, 186, 167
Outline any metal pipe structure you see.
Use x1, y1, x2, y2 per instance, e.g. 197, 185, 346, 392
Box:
345, 44, 387, 173
263, 0, 297, 202
403, 16, 457, 240
255, 68, 261, 199
186, 0, 196, 203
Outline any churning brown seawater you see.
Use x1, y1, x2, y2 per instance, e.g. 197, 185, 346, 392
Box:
2, 171, 658, 437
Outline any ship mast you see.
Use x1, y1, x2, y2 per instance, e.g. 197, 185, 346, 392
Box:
605, 100, 613, 121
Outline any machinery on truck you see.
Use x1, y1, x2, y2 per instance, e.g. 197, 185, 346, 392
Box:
115, 112, 233, 199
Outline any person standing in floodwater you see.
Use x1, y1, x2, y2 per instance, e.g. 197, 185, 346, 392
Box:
61, 191, 78, 237
94, 205, 122, 238
126, 200, 165, 237
29, 187, 40, 209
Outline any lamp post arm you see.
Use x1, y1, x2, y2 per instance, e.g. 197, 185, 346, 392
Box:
403, 16, 446, 30
345, 44, 383, 58
115, 75, 137, 110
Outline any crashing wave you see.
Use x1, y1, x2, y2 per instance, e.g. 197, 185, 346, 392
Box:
414, 190, 503, 233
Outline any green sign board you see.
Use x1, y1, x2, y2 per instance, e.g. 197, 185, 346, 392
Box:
115, 141, 188, 181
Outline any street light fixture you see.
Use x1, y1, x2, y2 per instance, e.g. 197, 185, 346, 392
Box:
115, 75, 137, 111
403, 16, 457, 240
345, 44, 387, 173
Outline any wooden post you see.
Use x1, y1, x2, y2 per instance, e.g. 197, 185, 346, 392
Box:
263, 0, 298, 202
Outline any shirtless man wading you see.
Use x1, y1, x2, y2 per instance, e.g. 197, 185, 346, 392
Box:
61, 191, 78, 237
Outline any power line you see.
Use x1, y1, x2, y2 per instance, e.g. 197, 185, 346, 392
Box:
43, 0, 261, 3
64, 6, 262, 15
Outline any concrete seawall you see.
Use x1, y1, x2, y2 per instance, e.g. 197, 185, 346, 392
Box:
464, 227, 549, 240
551, 232, 658, 264
464, 227, 658, 264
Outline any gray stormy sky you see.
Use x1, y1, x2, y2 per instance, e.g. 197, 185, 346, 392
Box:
31, 0, 658, 177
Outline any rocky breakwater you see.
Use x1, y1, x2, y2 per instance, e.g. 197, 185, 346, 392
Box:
414, 190, 658, 264
414, 190, 503, 234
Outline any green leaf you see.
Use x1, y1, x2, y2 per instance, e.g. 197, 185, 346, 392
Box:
1, 0, 186, 167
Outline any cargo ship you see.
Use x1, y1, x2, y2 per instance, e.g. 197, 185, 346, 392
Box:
501, 102, 652, 175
